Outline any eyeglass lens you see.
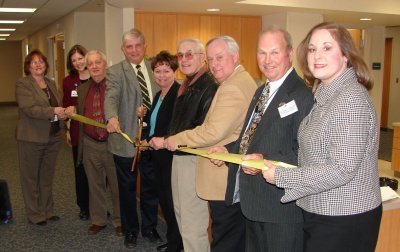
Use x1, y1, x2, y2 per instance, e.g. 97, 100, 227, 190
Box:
177, 52, 195, 60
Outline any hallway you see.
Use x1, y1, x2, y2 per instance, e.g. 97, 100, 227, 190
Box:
0, 105, 166, 251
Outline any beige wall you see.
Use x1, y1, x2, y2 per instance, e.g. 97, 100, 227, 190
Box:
0, 42, 22, 103
386, 27, 400, 128
105, 3, 125, 66
75, 12, 106, 53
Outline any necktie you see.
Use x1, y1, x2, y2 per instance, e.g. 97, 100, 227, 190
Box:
239, 82, 270, 154
93, 83, 107, 140
136, 65, 152, 110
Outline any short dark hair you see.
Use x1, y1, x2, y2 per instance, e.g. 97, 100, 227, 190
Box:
151, 50, 179, 72
24, 49, 49, 76
66, 44, 88, 75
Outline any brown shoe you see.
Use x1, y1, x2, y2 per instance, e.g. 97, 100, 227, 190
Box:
116, 226, 123, 236
87, 224, 106, 235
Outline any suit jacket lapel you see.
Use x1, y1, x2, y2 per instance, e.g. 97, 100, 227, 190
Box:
249, 70, 297, 148
122, 60, 141, 95
28, 75, 49, 104
45, 77, 62, 106
78, 81, 91, 113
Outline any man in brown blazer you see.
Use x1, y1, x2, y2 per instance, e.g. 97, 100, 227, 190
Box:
163, 36, 258, 251
65, 50, 121, 236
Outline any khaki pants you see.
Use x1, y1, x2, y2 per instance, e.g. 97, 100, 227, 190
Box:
83, 135, 120, 227
171, 155, 210, 252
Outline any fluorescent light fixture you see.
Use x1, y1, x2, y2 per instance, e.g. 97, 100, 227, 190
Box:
0, 34, 10, 36
0, 8, 36, 13
360, 18, 372, 21
0, 28, 16, 31
0, 20, 24, 24
0, 38, 6, 41
207, 8, 221, 12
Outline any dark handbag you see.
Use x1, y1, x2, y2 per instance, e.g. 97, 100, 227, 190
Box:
0, 179, 12, 224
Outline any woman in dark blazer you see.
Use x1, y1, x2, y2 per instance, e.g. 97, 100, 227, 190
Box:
15, 49, 66, 226
62, 44, 91, 220
143, 51, 183, 252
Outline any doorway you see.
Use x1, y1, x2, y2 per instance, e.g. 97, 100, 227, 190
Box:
381, 38, 392, 130
47, 32, 67, 141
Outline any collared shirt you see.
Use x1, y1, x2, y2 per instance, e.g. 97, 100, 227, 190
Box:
132, 60, 154, 103
83, 78, 108, 141
275, 67, 381, 216
233, 67, 294, 203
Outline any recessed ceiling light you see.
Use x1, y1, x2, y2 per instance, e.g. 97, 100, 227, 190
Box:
0, 34, 10, 36
207, 8, 221, 12
360, 18, 372, 21
0, 38, 6, 41
0, 20, 24, 24
0, 28, 16, 31
0, 8, 36, 13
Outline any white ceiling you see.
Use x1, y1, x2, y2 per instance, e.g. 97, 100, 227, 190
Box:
1, 0, 400, 41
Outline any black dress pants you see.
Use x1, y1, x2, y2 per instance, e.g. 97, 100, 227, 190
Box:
114, 151, 159, 235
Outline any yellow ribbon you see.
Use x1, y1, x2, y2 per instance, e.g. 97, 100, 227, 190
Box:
68, 114, 134, 144
178, 148, 297, 170
111, 137, 296, 170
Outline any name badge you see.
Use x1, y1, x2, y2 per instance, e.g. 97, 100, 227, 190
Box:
71, 90, 78, 97
278, 100, 298, 118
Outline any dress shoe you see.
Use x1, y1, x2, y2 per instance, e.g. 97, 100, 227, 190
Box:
143, 228, 163, 244
47, 216, 60, 221
116, 226, 123, 237
87, 224, 106, 235
79, 210, 89, 220
157, 243, 168, 251
124, 232, 137, 249
35, 220, 47, 226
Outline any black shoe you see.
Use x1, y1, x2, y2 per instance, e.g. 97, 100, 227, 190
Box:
79, 210, 89, 220
143, 228, 163, 244
124, 232, 137, 249
157, 243, 168, 251
36, 220, 47, 226
47, 215, 60, 221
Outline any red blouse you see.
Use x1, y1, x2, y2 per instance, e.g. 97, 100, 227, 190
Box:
62, 73, 89, 147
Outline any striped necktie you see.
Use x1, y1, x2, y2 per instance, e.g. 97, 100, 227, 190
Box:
136, 64, 152, 110
239, 82, 270, 154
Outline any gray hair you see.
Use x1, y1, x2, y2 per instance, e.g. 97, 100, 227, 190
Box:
122, 28, 145, 45
85, 50, 107, 65
259, 26, 293, 54
206, 36, 239, 54
177, 38, 205, 53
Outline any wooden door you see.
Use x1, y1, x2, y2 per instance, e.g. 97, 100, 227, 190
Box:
381, 38, 392, 129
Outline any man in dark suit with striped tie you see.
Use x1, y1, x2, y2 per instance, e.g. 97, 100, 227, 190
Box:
105, 28, 162, 249
210, 26, 314, 251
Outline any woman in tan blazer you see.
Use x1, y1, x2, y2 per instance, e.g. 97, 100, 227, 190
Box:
15, 49, 66, 226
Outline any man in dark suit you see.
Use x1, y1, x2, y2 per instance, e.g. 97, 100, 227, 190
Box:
105, 28, 162, 249
65, 50, 121, 236
209, 27, 314, 251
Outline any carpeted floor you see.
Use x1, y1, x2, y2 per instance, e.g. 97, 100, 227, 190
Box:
0, 105, 166, 252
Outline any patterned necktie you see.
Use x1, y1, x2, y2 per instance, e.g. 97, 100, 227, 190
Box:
136, 64, 152, 110
239, 82, 270, 154
93, 83, 107, 140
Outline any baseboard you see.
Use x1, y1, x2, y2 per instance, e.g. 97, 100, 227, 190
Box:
0, 102, 17, 105
381, 127, 394, 132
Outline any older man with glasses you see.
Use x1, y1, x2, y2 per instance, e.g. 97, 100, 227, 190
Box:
150, 38, 219, 252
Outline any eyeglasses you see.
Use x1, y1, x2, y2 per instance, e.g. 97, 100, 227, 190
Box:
31, 60, 44, 66
87, 60, 103, 67
176, 51, 202, 61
